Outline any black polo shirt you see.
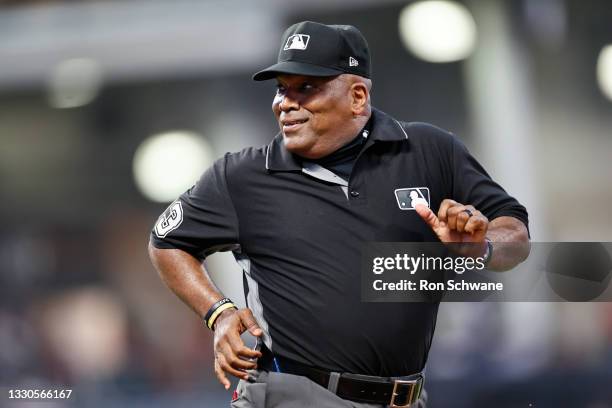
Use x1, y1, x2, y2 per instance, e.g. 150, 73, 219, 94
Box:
151, 108, 528, 377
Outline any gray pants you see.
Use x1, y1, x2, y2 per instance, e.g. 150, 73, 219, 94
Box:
230, 369, 427, 408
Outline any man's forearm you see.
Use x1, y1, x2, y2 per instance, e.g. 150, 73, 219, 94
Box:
486, 216, 530, 271
148, 241, 224, 318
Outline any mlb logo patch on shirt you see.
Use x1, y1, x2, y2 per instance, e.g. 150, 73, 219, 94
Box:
394, 187, 430, 210
284, 34, 310, 50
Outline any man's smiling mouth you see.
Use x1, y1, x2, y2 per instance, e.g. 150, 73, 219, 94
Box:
281, 118, 308, 132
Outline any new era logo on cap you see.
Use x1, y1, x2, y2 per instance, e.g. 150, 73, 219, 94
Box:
349, 57, 358, 67
284, 34, 310, 50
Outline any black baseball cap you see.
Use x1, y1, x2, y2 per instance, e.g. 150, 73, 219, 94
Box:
252, 21, 371, 81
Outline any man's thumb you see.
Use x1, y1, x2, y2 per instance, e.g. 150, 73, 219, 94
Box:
241, 309, 263, 336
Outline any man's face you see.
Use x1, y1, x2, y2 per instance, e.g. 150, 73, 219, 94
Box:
272, 74, 354, 159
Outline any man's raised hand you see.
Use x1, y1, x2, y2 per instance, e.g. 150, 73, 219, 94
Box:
415, 199, 488, 243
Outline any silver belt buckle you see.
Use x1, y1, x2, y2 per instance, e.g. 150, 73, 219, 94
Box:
389, 378, 421, 408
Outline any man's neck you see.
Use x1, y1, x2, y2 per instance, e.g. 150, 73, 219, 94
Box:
330, 114, 370, 151
314, 115, 372, 162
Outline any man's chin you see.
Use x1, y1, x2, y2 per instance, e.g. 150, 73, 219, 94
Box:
282, 135, 315, 158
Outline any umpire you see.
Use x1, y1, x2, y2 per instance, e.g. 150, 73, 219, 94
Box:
148, 21, 530, 407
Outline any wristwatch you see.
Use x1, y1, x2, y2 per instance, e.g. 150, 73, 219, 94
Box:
482, 238, 493, 266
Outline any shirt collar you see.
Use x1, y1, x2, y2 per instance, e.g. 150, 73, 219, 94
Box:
368, 107, 410, 142
265, 133, 302, 172
265, 108, 408, 172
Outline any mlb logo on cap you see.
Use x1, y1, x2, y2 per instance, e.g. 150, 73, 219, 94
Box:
394, 187, 430, 210
284, 34, 310, 50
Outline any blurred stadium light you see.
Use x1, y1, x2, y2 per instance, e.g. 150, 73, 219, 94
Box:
398, 0, 477, 63
133, 131, 214, 203
47, 58, 103, 109
597, 45, 612, 102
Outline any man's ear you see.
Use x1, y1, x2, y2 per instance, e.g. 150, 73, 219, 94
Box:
350, 83, 369, 116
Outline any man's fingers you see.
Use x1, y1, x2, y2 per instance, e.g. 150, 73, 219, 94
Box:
422, 198, 489, 244
456, 211, 469, 232
437, 199, 458, 223
415, 204, 440, 230
225, 336, 259, 368
446, 204, 465, 231
239, 309, 263, 337
227, 352, 257, 370
446, 204, 476, 232
220, 336, 258, 367
237, 346, 262, 359
454, 206, 477, 233
216, 353, 249, 381
214, 358, 231, 390
464, 214, 488, 236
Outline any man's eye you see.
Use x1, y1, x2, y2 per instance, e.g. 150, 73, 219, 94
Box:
299, 83, 314, 92
275, 84, 286, 93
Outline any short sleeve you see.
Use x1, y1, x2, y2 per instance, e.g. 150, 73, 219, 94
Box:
451, 136, 529, 229
150, 154, 239, 258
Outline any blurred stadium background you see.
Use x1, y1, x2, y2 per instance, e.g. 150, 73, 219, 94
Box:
1, 0, 611, 407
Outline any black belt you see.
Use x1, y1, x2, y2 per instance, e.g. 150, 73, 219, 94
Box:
258, 347, 423, 407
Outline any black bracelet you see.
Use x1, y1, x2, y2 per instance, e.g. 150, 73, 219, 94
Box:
204, 298, 237, 330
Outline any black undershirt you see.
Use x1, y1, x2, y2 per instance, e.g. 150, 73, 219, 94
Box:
312, 117, 373, 180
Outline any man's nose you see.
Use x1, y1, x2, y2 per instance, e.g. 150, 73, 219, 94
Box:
278, 92, 299, 112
